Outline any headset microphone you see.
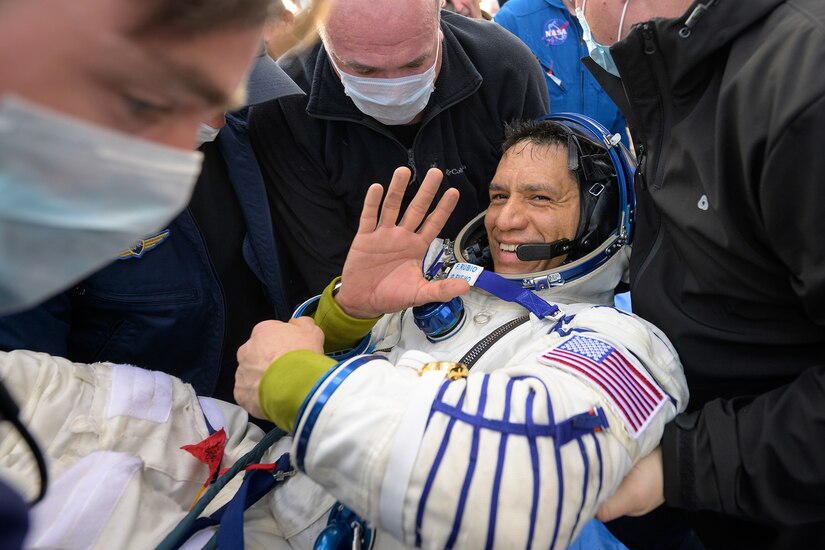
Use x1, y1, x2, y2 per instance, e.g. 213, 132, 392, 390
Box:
515, 239, 572, 261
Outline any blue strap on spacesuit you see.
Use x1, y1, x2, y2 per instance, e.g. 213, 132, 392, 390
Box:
165, 452, 294, 550
216, 454, 295, 550
447, 263, 562, 320
155, 428, 288, 550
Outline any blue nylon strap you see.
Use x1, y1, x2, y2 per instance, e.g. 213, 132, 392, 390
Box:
415, 389, 467, 548
156, 427, 287, 550
555, 407, 610, 447
484, 378, 515, 550
430, 401, 558, 437
217, 466, 283, 550
525, 391, 540, 550
446, 375, 491, 549
593, 433, 604, 500
567, 438, 590, 548
165, 452, 292, 550
473, 269, 559, 319
420, 375, 609, 549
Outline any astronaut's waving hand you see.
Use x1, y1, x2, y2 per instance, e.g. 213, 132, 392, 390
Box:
336, 167, 470, 320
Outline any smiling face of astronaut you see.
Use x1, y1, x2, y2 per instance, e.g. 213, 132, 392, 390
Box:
484, 140, 581, 274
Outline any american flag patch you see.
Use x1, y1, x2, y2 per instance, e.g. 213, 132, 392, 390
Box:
538, 335, 668, 439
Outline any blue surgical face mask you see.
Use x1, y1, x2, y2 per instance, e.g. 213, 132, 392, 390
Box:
0, 95, 203, 314
576, 0, 629, 78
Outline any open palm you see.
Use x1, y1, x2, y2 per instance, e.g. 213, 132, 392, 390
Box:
335, 167, 470, 319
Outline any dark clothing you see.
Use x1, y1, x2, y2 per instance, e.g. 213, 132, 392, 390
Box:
589, 0, 825, 545
249, 11, 549, 298
0, 111, 292, 400
0, 477, 27, 549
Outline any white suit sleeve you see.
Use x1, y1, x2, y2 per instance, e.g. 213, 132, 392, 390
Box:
292, 306, 688, 549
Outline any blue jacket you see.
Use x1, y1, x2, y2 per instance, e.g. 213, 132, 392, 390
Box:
494, 0, 628, 142
0, 110, 291, 396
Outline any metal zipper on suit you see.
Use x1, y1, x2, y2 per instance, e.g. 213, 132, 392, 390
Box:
407, 148, 417, 182
642, 23, 657, 55
639, 21, 669, 193
635, 143, 648, 190
632, 224, 665, 293
631, 22, 671, 287
573, 20, 584, 111
459, 315, 530, 368
405, 104, 449, 185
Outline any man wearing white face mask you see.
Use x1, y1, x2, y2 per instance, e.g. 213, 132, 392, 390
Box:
0, 46, 306, 407
0, 0, 324, 546
249, 0, 549, 302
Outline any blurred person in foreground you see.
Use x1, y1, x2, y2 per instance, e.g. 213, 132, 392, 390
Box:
0, 47, 304, 407
0, 0, 327, 546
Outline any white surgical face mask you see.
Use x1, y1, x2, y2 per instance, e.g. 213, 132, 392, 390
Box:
329, 37, 440, 126
0, 95, 204, 314
576, 0, 629, 78
196, 123, 221, 146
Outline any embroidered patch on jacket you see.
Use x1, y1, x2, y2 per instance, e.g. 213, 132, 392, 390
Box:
538, 334, 667, 438
117, 229, 170, 260
543, 18, 570, 46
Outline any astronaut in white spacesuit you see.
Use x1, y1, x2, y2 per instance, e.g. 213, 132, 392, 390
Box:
0, 114, 687, 549
236, 113, 689, 549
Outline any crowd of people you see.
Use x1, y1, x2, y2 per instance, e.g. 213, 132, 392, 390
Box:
1, 0, 823, 548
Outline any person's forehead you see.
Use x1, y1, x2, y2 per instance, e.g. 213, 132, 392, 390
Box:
501, 142, 571, 174
323, 0, 438, 58
494, 144, 577, 190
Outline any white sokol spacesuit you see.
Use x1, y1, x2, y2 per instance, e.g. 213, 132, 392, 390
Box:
287, 114, 687, 549
0, 114, 687, 549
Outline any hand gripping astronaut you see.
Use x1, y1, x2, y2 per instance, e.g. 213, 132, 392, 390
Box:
279, 113, 689, 549
0, 114, 687, 549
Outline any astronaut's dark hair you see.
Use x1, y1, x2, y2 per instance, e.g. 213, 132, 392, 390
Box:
502, 118, 605, 160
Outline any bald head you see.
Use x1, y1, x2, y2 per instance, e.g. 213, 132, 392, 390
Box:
322, 0, 439, 37
320, 0, 442, 79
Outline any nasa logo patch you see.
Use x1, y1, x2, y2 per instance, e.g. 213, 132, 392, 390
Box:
543, 18, 571, 46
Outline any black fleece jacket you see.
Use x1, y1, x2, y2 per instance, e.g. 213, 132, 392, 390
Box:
590, 0, 825, 545
249, 11, 548, 299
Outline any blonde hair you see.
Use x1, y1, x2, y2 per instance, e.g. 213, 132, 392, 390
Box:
279, 0, 331, 52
